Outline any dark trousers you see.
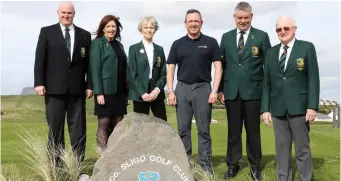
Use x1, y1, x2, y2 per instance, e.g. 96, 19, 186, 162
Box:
133, 80, 167, 121
175, 81, 213, 172
273, 114, 312, 181
133, 101, 167, 121
225, 93, 261, 169
45, 92, 86, 162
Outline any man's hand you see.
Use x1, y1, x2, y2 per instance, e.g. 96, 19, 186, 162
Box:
168, 91, 176, 106
141, 93, 150, 102
218, 92, 225, 105
97, 95, 105, 105
149, 88, 160, 102
86, 89, 93, 99
262, 112, 272, 127
35, 86, 46, 96
306, 109, 316, 122
208, 91, 218, 104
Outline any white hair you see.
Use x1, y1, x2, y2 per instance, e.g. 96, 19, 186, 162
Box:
138, 16, 159, 32
276, 16, 296, 27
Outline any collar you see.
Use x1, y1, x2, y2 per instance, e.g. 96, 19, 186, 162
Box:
142, 38, 154, 48
186, 32, 202, 41
281, 38, 296, 49
60, 23, 74, 31
237, 26, 251, 35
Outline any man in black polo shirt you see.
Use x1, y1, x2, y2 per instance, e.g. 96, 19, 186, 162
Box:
166, 9, 222, 174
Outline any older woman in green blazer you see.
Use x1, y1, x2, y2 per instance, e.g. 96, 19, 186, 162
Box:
128, 16, 167, 121
90, 15, 128, 149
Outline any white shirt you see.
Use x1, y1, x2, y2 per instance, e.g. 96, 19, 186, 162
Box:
60, 23, 75, 60
236, 26, 251, 47
279, 38, 296, 71
142, 39, 154, 79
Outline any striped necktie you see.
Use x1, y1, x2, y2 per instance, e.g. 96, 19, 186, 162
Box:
279, 45, 289, 72
65, 27, 71, 55
238, 31, 245, 58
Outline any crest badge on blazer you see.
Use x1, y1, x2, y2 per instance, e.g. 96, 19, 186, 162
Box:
157, 56, 162, 67
81, 47, 86, 57
252, 46, 259, 57
296, 58, 304, 71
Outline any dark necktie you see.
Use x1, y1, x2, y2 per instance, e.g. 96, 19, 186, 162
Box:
65, 27, 71, 55
238, 31, 245, 58
279, 45, 289, 72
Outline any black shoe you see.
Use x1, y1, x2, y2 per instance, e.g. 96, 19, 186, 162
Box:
224, 166, 240, 179
250, 168, 262, 181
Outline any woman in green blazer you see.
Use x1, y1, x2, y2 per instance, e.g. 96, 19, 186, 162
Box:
128, 16, 167, 121
90, 15, 128, 149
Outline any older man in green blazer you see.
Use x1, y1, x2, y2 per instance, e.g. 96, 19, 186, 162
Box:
218, 2, 271, 180
261, 16, 320, 181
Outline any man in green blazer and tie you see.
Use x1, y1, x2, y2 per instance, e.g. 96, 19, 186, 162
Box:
261, 16, 320, 181
218, 2, 271, 180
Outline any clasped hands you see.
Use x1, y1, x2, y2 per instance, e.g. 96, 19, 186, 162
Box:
142, 89, 160, 102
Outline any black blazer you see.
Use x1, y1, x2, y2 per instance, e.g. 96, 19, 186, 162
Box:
34, 23, 93, 96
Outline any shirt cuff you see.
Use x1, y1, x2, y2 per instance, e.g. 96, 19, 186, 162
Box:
154, 87, 161, 93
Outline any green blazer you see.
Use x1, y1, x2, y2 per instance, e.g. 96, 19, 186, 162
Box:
128, 41, 166, 102
90, 36, 128, 95
219, 26, 271, 100
260, 39, 320, 117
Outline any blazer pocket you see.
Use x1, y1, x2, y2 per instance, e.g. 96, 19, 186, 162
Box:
299, 90, 308, 94
102, 73, 109, 79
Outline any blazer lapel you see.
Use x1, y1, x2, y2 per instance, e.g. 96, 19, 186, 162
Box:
101, 36, 116, 57
273, 44, 282, 73
138, 41, 149, 65
231, 29, 239, 63
285, 40, 300, 75
55, 23, 70, 59
153, 45, 158, 66
239, 26, 254, 60
72, 26, 80, 61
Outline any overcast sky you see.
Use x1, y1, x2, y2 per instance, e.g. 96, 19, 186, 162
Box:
1, 1, 340, 102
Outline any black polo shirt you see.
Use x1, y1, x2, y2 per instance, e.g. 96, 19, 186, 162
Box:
166, 33, 222, 84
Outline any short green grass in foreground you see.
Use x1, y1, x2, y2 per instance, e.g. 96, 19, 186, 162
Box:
1, 95, 340, 180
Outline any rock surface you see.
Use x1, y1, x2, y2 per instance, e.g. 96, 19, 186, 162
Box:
92, 112, 194, 181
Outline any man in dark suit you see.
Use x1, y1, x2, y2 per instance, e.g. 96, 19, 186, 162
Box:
218, 2, 271, 180
261, 16, 319, 181
34, 2, 93, 163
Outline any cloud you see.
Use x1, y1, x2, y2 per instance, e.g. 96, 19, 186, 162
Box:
1, 1, 340, 102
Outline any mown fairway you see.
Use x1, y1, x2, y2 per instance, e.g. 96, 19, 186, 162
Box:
1, 95, 340, 180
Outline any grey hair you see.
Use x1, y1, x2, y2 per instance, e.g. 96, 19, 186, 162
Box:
138, 16, 159, 32
235, 2, 252, 13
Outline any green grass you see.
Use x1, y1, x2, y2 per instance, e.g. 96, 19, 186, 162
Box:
1, 95, 340, 180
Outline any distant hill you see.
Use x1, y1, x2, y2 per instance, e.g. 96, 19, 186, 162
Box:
20, 87, 36, 95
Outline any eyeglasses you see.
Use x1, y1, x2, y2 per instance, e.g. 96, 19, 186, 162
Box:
276, 26, 291, 33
